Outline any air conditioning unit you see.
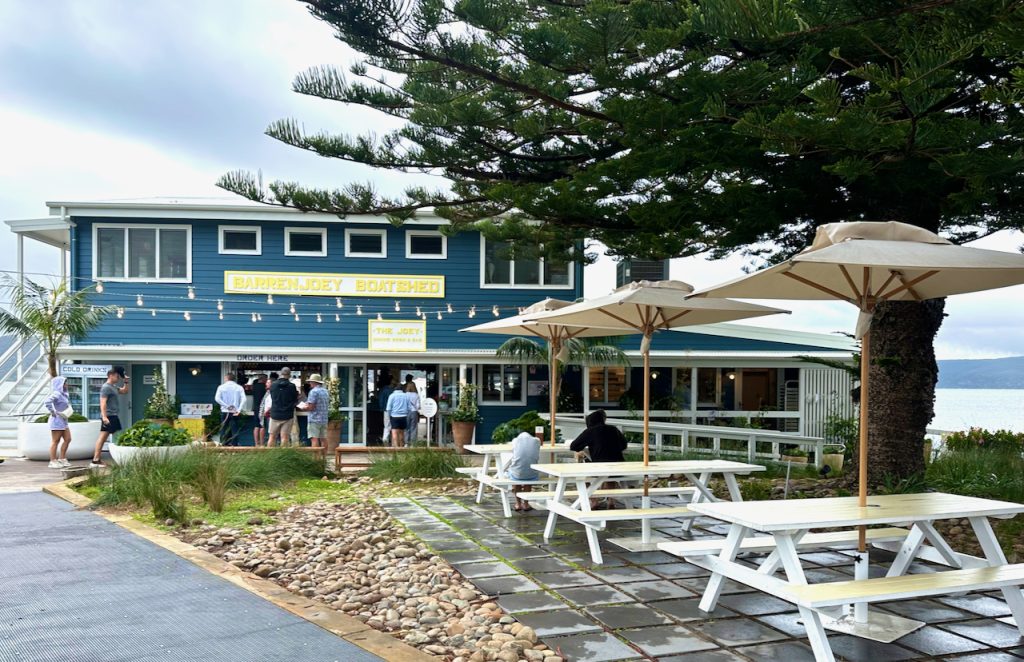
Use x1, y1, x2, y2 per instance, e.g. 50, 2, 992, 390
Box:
616, 259, 669, 287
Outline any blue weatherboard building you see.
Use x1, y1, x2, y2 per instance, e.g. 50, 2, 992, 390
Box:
7, 198, 854, 445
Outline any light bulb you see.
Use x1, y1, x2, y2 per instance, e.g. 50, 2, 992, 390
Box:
377, 312, 383, 321
334, 314, 340, 322
468, 306, 476, 318
151, 309, 156, 317
316, 313, 322, 323
394, 301, 400, 311
446, 303, 453, 313
187, 287, 195, 300
436, 311, 442, 320
184, 311, 191, 321
335, 297, 343, 308
217, 299, 223, 311
218, 312, 224, 320
267, 293, 274, 305
356, 305, 363, 316
294, 313, 300, 322
257, 313, 262, 321
289, 303, 296, 314
416, 306, 422, 317
116, 307, 123, 319
251, 313, 257, 323
95, 281, 104, 293
493, 306, 500, 317
136, 294, 143, 306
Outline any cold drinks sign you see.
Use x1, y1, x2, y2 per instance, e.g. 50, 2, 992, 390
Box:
368, 319, 427, 352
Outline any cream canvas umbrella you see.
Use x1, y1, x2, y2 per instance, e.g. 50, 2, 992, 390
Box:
692, 221, 1024, 633
525, 281, 788, 469
460, 298, 626, 445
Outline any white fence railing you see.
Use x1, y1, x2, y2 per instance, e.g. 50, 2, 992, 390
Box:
551, 415, 832, 469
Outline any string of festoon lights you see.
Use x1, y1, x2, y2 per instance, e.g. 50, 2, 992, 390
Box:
1, 269, 520, 323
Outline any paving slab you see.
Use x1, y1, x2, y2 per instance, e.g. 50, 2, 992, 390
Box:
619, 624, 720, 657
555, 584, 636, 607
941, 619, 1024, 648
587, 603, 673, 629
617, 580, 696, 601
734, 640, 816, 662
542, 631, 642, 662
689, 617, 787, 647
514, 609, 604, 637
496, 591, 569, 614
896, 624, 988, 656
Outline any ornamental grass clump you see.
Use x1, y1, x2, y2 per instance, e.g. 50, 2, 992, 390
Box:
364, 449, 465, 481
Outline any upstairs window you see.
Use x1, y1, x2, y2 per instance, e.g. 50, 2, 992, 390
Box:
284, 227, 327, 257
219, 226, 261, 255
345, 228, 387, 258
406, 230, 446, 259
93, 224, 191, 282
480, 237, 572, 288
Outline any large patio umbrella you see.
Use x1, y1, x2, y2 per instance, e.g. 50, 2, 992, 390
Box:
525, 281, 788, 473
460, 298, 625, 446
692, 221, 1024, 553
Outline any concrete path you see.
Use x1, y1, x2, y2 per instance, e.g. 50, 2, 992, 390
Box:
0, 492, 382, 662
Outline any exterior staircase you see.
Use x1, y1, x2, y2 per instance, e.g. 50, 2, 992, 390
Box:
0, 339, 50, 453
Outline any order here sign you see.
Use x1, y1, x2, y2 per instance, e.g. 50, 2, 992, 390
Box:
224, 271, 444, 298
368, 319, 427, 352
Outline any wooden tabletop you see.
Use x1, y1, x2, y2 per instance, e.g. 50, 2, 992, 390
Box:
463, 443, 576, 454
688, 492, 1024, 531
530, 459, 765, 478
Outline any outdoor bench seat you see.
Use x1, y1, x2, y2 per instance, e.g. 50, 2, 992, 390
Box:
454, 466, 483, 475
517, 486, 698, 501
659, 527, 911, 558
573, 506, 694, 522
786, 563, 1024, 609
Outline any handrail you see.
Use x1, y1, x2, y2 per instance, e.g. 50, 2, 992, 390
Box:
552, 414, 828, 468
0, 337, 42, 385
11, 369, 50, 416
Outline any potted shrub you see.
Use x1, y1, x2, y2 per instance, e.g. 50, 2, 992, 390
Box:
780, 446, 809, 464
18, 413, 101, 461
325, 377, 346, 454
143, 368, 179, 426
109, 420, 191, 464
448, 383, 481, 453
821, 444, 845, 474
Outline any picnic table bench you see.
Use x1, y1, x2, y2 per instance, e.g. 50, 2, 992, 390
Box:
661, 492, 1024, 662
460, 443, 576, 518
531, 459, 765, 563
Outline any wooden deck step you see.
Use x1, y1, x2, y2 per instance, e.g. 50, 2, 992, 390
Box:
659, 527, 911, 558
787, 563, 1024, 608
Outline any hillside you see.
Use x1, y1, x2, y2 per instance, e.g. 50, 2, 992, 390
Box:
938, 356, 1024, 389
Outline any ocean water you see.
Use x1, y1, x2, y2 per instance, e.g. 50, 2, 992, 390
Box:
932, 388, 1024, 433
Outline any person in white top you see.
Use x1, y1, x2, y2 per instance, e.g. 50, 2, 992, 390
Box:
214, 373, 246, 446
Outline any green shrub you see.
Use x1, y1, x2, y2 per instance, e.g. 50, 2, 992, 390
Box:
945, 428, 1024, 454
363, 449, 465, 481
740, 478, 772, 501
448, 384, 481, 423
116, 421, 191, 447
781, 447, 808, 458
927, 447, 1024, 503
195, 454, 231, 513
143, 367, 179, 420
824, 414, 858, 458
491, 410, 562, 444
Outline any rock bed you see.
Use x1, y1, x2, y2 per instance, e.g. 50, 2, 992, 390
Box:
183, 501, 561, 662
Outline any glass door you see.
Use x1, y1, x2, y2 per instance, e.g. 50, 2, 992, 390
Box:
336, 365, 366, 444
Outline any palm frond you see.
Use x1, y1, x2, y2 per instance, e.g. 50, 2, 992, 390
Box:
495, 337, 548, 364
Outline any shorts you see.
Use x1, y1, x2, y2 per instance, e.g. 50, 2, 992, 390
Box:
307, 421, 327, 439
101, 415, 122, 433
268, 418, 293, 438
390, 416, 408, 430
253, 418, 264, 429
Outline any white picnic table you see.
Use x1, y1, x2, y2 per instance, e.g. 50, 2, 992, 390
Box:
532, 459, 765, 564
662, 492, 1024, 662
462, 443, 577, 517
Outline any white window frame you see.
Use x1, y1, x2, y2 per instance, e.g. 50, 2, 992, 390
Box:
405, 229, 447, 259
478, 364, 527, 406
479, 235, 574, 289
218, 225, 262, 255
589, 365, 630, 406
91, 223, 192, 283
284, 226, 328, 257
345, 228, 388, 258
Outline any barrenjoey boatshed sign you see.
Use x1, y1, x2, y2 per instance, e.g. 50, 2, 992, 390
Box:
224, 271, 445, 298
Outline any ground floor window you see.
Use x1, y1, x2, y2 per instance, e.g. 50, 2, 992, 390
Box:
588, 366, 628, 406
481, 364, 525, 404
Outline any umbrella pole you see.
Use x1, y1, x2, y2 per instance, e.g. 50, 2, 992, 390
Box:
855, 329, 870, 624
549, 339, 558, 448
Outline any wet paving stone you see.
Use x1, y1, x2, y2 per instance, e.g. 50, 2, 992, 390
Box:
939, 594, 1015, 617
589, 565, 662, 584
472, 574, 543, 595
674, 576, 753, 596
653, 597, 737, 623
440, 549, 495, 564
614, 550, 678, 565
452, 561, 518, 578
496, 591, 569, 614
897, 624, 988, 656
643, 562, 711, 579
586, 603, 673, 629
555, 584, 636, 607
877, 598, 974, 623
531, 570, 602, 589
941, 619, 1024, 648
425, 538, 477, 551
617, 580, 696, 601
753, 612, 807, 637
658, 650, 747, 662
689, 618, 787, 647
494, 545, 550, 560
733, 640, 816, 662
619, 624, 719, 656
826, 634, 918, 661
514, 609, 603, 637
717, 592, 795, 616
949, 653, 1024, 662
512, 556, 575, 574
542, 631, 642, 662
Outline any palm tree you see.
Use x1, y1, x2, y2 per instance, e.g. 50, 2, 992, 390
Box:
0, 275, 114, 377
495, 336, 631, 406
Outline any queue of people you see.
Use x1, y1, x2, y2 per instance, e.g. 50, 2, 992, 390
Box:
384, 377, 423, 448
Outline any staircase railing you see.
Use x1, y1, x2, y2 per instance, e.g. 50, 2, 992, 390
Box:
0, 337, 42, 388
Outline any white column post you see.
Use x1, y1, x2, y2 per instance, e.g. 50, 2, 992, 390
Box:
690, 367, 698, 423
582, 366, 590, 414
329, 362, 338, 379
16, 233, 24, 379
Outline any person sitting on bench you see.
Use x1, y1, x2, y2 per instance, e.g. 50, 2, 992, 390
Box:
570, 409, 628, 508
508, 429, 541, 513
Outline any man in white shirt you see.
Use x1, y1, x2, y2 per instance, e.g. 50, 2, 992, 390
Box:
214, 373, 247, 446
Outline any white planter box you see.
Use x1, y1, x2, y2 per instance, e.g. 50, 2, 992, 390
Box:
108, 443, 190, 465
18, 421, 102, 461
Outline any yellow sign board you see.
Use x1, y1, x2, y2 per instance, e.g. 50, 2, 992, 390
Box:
223, 271, 444, 298
368, 319, 427, 353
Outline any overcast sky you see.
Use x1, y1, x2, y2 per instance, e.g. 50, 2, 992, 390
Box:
2, 0, 1022, 360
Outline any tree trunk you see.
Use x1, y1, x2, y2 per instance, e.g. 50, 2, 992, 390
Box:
47, 352, 58, 378
863, 299, 946, 485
